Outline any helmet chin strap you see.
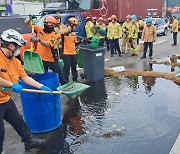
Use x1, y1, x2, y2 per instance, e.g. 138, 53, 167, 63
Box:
70, 23, 74, 31
6, 46, 16, 59
1, 43, 14, 59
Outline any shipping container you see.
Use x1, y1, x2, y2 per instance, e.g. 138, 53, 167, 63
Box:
82, 0, 162, 21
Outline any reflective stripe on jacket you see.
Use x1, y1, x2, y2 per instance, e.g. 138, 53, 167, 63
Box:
129, 22, 139, 39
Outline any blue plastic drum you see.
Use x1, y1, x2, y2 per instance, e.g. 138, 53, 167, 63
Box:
19, 72, 61, 133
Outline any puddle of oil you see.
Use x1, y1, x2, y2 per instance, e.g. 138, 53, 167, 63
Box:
61, 76, 180, 154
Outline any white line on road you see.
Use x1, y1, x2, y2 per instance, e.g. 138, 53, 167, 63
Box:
154, 40, 167, 45
169, 133, 180, 154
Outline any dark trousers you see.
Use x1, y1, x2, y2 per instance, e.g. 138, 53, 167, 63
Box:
63, 55, 78, 83
142, 42, 153, 58
99, 38, 105, 47
105, 37, 110, 50
137, 32, 142, 45
43, 60, 67, 85
0, 99, 31, 153
110, 39, 121, 55
59, 48, 64, 59
173, 32, 178, 45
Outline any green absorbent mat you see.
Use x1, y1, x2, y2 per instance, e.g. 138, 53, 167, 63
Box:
57, 82, 90, 98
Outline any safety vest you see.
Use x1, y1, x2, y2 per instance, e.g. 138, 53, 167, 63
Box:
129, 22, 138, 39
96, 23, 106, 39
122, 21, 132, 37
107, 22, 122, 39
85, 21, 94, 38
172, 19, 179, 32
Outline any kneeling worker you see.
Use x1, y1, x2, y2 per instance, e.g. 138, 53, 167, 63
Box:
0, 29, 52, 153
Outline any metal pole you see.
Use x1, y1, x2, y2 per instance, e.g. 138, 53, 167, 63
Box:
23, 0, 26, 15
43, 0, 46, 8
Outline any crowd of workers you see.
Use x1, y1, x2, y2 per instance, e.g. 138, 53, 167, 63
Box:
0, 14, 82, 153
85, 14, 157, 59
0, 12, 179, 153
84, 14, 179, 58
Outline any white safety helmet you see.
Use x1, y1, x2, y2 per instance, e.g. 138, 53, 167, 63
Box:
1, 29, 26, 47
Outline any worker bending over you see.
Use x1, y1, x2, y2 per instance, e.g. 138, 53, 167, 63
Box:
0, 29, 51, 153
24, 16, 67, 85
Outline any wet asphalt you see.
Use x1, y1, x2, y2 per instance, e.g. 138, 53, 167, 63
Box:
2, 30, 180, 154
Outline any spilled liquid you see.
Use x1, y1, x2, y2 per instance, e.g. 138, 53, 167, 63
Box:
62, 76, 180, 154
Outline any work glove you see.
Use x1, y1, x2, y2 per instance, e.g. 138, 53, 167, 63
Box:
11, 83, 23, 93
29, 14, 37, 21
40, 85, 52, 93
31, 36, 40, 42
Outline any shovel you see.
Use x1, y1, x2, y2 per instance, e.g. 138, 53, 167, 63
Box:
0, 82, 90, 99
23, 16, 45, 74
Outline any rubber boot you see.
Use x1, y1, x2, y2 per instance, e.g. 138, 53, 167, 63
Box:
24, 137, 46, 150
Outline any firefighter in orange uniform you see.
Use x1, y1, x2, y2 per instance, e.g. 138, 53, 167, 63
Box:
24, 16, 67, 85
62, 17, 81, 83
0, 29, 52, 153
